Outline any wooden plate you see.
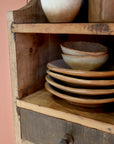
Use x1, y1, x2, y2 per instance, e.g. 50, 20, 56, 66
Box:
46, 75, 114, 96
47, 70, 114, 87
45, 82, 114, 105
47, 59, 114, 78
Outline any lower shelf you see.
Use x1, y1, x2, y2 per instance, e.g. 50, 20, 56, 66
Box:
17, 88, 114, 134
19, 108, 114, 144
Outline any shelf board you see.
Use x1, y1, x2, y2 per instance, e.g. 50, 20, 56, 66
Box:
12, 23, 114, 35
17, 88, 114, 134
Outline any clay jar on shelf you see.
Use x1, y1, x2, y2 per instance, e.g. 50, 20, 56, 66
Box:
40, 0, 82, 22
89, 0, 114, 22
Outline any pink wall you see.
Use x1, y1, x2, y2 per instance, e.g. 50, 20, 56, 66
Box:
0, 0, 26, 144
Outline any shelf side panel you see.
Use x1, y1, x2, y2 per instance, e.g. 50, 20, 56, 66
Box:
13, 0, 48, 23
7, 11, 22, 144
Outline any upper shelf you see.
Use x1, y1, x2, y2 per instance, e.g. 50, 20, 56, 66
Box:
12, 23, 114, 35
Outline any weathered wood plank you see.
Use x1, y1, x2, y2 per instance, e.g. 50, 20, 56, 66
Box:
12, 23, 114, 35
7, 11, 22, 144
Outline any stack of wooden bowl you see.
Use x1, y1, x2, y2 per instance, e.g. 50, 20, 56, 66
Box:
60, 41, 109, 70
45, 42, 114, 108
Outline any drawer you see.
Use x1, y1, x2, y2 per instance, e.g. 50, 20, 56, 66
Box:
19, 108, 114, 144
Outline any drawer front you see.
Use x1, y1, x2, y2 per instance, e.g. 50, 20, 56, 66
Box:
19, 108, 114, 144
72, 123, 114, 144
20, 108, 67, 144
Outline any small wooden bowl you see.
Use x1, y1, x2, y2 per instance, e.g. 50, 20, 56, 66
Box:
62, 53, 109, 70
60, 41, 108, 56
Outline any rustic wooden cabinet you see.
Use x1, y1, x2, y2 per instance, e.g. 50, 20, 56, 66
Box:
7, 0, 114, 144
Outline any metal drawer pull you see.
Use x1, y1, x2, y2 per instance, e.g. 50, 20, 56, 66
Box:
57, 134, 74, 144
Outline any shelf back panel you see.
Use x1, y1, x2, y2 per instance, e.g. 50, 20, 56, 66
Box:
15, 33, 65, 98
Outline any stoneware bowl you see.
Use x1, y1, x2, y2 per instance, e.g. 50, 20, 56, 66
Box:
62, 53, 109, 70
60, 41, 108, 56
40, 0, 82, 22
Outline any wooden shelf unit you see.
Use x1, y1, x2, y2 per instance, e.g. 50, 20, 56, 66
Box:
7, 0, 114, 144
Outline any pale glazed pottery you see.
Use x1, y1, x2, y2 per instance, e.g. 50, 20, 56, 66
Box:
47, 70, 114, 87
62, 53, 109, 70
60, 41, 108, 56
46, 75, 114, 96
45, 82, 114, 105
47, 59, 114, 78
40, 0, 82, 22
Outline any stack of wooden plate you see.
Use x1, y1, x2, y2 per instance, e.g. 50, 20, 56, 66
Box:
45, 59, 114, 108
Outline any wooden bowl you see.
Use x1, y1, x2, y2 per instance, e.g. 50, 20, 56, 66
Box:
60, 41, 108, 56
47, 70, 114, 88
62, 53, 109, 70
40, 0, 82, 22
46, 75, 114, 96
47, 59, 114, 78
45, 82, 114, 105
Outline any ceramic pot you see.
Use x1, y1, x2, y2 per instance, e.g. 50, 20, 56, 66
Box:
40, 0, 82, 22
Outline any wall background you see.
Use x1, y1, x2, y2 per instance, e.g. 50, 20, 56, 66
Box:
0, 0, 26, 143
